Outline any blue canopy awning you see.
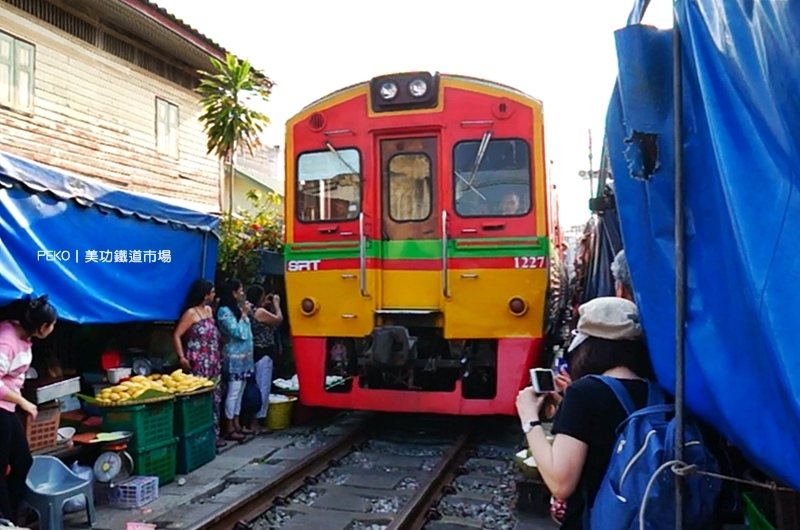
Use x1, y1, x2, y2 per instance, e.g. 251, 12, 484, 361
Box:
0, 150, 220, 323
607, 0, 800, 489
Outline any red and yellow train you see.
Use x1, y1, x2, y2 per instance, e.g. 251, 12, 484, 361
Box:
283, 72, 567, 416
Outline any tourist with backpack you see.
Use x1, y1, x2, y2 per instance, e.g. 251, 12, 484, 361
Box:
516, 296, 721, 529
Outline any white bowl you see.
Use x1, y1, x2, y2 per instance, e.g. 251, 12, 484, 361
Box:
57, 427, 76, 443
107, 367, 132, 384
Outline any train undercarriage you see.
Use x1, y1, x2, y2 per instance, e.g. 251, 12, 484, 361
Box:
324, 328, 499, 399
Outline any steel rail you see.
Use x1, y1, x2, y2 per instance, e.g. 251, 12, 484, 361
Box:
385, 427, 475, 530
191, 424, 371, 530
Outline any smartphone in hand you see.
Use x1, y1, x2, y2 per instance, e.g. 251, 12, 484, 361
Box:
530, 368, 557, 394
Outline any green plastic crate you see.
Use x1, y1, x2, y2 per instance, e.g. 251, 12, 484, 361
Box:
101, 400, 174, 451
132, 437, 177, 486
177, 423, 216, 474
744, 493, 776, 530
174, 391, 214, 437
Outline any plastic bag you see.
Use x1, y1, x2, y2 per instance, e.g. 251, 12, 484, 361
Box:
240, 375, 262, 415
63, 462, 94, 513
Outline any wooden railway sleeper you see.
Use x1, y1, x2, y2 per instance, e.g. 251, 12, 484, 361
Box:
194, 423, 371, 530
385, 428, 475, 530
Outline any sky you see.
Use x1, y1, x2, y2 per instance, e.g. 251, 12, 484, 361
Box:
155, 0, 674, 228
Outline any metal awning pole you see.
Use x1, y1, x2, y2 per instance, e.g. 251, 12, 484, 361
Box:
673, 1, 686, 528
201, 232, 208, 278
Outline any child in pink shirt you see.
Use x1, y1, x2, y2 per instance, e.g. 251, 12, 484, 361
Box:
0, 295, 57, 523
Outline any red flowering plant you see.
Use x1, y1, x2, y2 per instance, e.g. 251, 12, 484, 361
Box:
217, 189, 284, 284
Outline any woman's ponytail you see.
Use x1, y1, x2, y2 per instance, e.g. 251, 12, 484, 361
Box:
18, 295, 57, 334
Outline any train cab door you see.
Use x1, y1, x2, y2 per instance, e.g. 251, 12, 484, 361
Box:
289, 145, 375, 338
377, 137, 441, 311
442, 135, 547, 339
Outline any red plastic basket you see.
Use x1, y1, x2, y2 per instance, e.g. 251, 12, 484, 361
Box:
19, 401, 60, 452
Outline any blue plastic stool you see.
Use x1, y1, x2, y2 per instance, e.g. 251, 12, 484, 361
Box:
24, 456, 97, 530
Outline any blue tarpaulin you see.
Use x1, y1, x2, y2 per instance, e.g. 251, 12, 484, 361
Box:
580, 186, 623, 303
0, 150, 220, 323
607, 0, 800, 489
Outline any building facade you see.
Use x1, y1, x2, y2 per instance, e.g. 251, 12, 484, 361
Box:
0, 0, 232, 209
228, 143, 282, 214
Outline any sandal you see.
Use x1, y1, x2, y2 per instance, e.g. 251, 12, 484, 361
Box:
215, 438, 228, 449
239, 427, 256, 435
225, 432, 245, 442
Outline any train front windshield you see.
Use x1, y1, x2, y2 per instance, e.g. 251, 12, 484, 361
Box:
296, 148, 361, 222
453, 138, 532, 218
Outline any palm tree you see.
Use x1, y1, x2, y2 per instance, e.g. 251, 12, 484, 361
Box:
196, 53, 274, 217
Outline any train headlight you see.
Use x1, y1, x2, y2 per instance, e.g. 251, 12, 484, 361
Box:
369, 72, 439, 113
508, 297, 528, 316
300, 297, 319, 316
408, 78, 428, 98
380, 81, 398, 100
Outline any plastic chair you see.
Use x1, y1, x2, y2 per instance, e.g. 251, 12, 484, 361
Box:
24, 455, 96, 530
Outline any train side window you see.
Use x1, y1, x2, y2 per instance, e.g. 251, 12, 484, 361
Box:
296, 149, 361, 222
453, 138, 532, 217
387, 153, 432, 222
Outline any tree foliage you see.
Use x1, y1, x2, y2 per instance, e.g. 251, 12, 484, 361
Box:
196, 53, 274, 161
217, 189, 284, 285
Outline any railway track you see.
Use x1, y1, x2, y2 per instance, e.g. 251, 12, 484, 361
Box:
191, 422, 371, 530
382, 428, 474, 530
193, 414, 525, 530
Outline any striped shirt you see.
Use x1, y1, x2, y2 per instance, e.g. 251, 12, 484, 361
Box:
0, 321, 32, 413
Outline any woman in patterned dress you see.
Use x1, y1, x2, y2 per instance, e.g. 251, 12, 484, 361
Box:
173, 279, 226, 449
216, 278, 255, 441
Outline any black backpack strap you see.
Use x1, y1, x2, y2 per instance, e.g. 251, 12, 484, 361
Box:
582, 489, 592, 529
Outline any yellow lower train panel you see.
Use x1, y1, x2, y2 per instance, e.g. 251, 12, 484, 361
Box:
287, 267, 549, 340
444, 268, 548, 339
380, 270, 441, 309
285, 268, 376, 337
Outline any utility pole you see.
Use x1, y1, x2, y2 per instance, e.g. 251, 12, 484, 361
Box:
588, 129, 594, 199
578, 129, 601, 208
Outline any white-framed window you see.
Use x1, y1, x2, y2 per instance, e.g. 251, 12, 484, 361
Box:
155, 97, 179, 157
0, 32, 35, 112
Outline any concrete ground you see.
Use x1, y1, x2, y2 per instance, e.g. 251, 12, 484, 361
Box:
60, 413, 555, 530
63, 415, 360, 530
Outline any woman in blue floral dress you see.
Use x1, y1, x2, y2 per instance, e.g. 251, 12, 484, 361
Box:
217, 278, 255, 441
173, 279, 227, 448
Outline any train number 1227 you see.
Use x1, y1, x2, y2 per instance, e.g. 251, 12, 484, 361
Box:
513, 256, 547, 269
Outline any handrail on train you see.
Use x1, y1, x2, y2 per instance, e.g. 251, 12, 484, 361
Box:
441, 209, 449, 298
359, 212, 369, 297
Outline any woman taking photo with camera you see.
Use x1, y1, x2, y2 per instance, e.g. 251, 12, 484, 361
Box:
217, 279, 254, 442
516, 296, 655, 529
245, 285, 283, 434
0, 295, 58, 523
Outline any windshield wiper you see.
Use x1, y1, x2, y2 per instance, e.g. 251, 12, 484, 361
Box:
455, 171, 486, 200
326, 142, 359, 175
466, 131, 492, 188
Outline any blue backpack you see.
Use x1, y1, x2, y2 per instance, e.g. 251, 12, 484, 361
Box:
584, 375, 723, 530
